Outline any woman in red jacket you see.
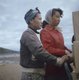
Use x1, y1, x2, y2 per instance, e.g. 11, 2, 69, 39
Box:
40, 8, 73, 80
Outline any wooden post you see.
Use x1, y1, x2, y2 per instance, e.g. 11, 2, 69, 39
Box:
72, 11, 79, 80
72, 11, 79, 41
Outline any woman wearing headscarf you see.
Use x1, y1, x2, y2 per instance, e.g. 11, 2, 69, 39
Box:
40, 8, 73, 80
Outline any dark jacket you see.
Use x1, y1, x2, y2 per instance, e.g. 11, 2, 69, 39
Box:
20, 28, 57, 68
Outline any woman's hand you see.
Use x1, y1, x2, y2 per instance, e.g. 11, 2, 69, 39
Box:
65, 50, 74, 62
57, 55, 69, 66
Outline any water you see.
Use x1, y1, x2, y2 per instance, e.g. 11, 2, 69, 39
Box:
0, 54, 20, 64
0, 47, 19, 63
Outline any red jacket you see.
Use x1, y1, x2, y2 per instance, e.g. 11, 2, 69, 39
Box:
40, 25, 71, 77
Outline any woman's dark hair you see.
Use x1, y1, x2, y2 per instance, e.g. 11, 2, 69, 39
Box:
36, 7, 40, 13
42, 20, 48, 28
52, 8, 63, 17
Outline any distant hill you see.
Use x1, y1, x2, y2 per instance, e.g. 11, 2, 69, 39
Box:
0, 47, 19, 54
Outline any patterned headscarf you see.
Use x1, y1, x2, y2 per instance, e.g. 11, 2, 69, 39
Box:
24, 8, 40, 24
45, 9, 52, 24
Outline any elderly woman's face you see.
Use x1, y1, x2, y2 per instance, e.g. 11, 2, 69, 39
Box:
30, 13, 42, 30
51, 11, 61, 26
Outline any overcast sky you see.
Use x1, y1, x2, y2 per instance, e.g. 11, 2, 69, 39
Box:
0, 0, 79, 50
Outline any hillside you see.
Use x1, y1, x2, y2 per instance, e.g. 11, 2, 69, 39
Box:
0, 47, 19, 55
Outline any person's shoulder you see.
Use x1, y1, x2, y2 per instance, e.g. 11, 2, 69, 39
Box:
22, 30, 28, 35
22, 28, 33, 35
21, 29, 35, 42
40, 28, 49, 36
41, 26, 49, 33
21, 29, 31, 38
40, 28, 46, 33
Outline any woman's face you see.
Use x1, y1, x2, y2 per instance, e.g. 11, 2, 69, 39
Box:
30, 13, 42, 30
51, 11, 61, 26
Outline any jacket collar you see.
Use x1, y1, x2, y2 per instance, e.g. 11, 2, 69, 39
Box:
28, 26, 39, 34
45, 24, 60, 32
45, 24, 54, 31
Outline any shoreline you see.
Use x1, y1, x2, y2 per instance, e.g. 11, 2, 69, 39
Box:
0, 53, 20, 64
